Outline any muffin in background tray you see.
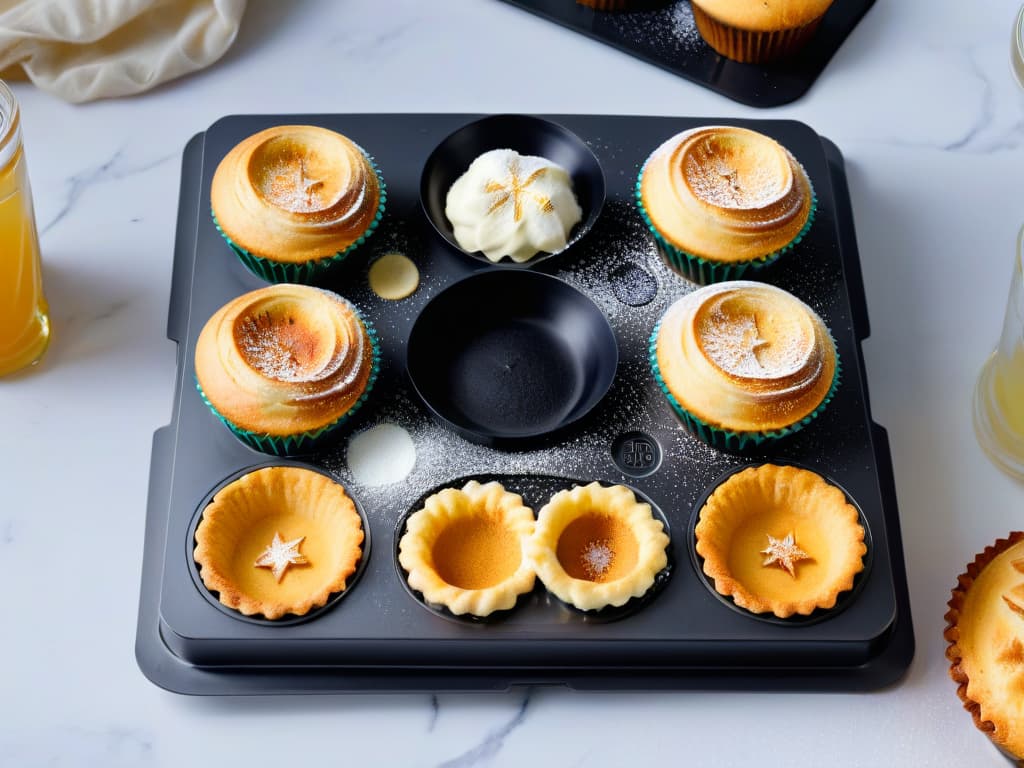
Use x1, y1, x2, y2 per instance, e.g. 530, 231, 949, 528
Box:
195, 284, 379, 456
637, 125, 815, 284
690, 0, 834, 63
211, 124, 386, 283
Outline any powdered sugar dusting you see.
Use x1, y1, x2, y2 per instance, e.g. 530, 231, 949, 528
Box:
698, 307, 806, 379
237, 314, 309, 381
582, 540, 615, 579
685, 159, 784, 209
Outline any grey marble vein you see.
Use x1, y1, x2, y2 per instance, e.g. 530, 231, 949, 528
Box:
41, 148, 176, 236
942, 45, 998, 152
2, 520, 12, 544
428, 694, 441, 733
435, 692, 530, 768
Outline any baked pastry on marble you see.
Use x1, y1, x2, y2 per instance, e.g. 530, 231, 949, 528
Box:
695, 464, 866, 618
445, 148, 582, 263
945, 532, 1024, 763
528, 482, 669, 611
650, 280, 838, 451
398, 480, 536, 617
637, 125, 814, 284
193, 466, 364, 620
690, 0, 834, 63
195, 284, 378, 455
211, 124, 385, 282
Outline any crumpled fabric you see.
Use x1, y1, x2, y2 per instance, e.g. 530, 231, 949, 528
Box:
0, 0, 246, 103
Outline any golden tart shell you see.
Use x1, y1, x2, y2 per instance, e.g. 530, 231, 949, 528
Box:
695, 464, 866, 618
945, 532, 1024, 761
528, 482, 669, 611
195, 284, 375, 437
398, 480, 536, 617
193, 466, 364, 620
640, 126, 813, 263
654, 280, 837, 433
211, 124, 382, 263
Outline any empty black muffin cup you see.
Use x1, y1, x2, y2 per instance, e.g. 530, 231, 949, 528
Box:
406, 270, 618, 447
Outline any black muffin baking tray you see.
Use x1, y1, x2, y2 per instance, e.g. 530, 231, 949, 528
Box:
499, 0, 876, 107
137, 113, 914, 694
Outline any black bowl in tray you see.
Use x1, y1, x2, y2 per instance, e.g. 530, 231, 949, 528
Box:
406, 269, 618, 447
419, 113, 606, 267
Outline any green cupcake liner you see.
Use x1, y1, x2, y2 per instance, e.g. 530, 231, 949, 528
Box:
648, 321, 841, 453
196, 315, 381, 457
212, 152, 387, 285
634, 166, 817, 286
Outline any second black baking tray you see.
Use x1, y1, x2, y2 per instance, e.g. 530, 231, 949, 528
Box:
136, 113, 913, 694
499, 0, 876, 107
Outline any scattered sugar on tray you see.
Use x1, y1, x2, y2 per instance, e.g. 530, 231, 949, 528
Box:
608, 1, 703, 58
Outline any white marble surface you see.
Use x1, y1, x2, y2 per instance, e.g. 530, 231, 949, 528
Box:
2, 0, 1023, 765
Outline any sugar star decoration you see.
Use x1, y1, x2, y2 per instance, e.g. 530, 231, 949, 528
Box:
254, 532, 308, 582
484, 160, 553, 222
760, 532, 810, 577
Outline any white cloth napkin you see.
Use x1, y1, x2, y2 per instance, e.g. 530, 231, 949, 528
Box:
0, 0, 246, 102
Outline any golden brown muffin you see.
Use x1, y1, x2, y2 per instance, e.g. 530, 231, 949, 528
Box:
528, 483, 669, 611
638, 126, 814, 283
398, 481, 536, 617
195, 284, 377, 454
695, 464, 866, 618
690, 0, 834, 63
652, 281, 837, 449
211, 125, 384, 279
945, 533, 1024, 762
193, 466, 364, 620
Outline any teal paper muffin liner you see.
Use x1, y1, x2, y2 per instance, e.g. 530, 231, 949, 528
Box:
212, 152, 387, 285
647, 321, 841, 453
634, 165, 817, 285
196, 316, 381, 457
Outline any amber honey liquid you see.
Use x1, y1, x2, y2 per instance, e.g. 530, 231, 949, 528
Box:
974, 226, 1024, 479
0, 141, 49, 376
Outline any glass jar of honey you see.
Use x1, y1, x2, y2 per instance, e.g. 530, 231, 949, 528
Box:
0, 80, 49, 377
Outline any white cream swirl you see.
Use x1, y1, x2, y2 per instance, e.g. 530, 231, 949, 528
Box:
445, 149, 582, 263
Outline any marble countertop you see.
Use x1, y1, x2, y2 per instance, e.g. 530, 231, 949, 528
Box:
3, 1, 1023, 765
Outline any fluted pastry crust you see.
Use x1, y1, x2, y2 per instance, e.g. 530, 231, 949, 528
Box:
691, 0, 833, 32
695, 464, 866, 618
193, 467, 364, 620
945, 533, 1024, 761
211, 125, 382, 263
195, 284, 375, 436
654, 281, 836, 433
640, 126, 813, 263
398, 481, 536, 617
528, 483, 669, 611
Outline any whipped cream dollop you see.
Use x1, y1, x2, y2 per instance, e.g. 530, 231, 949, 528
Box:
445, 149, 583, 263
